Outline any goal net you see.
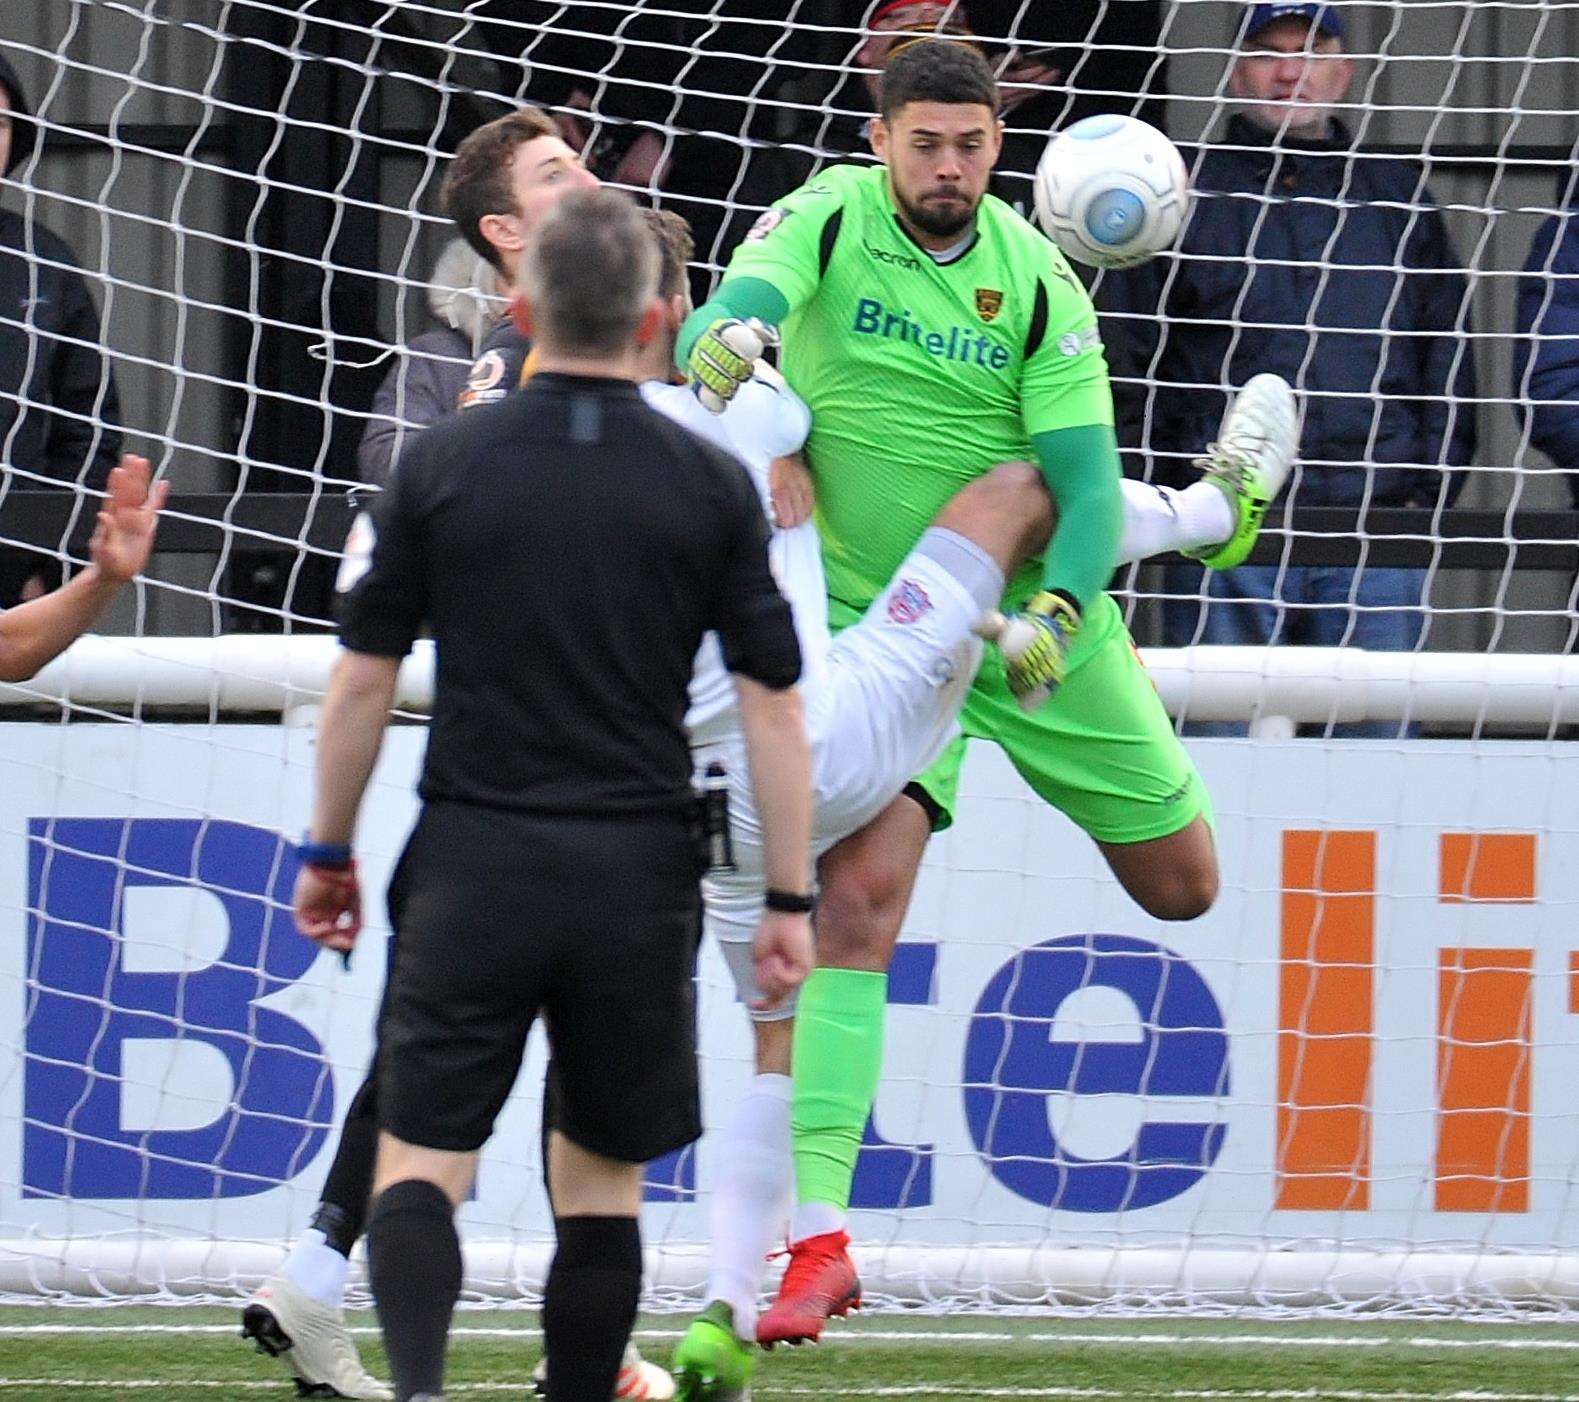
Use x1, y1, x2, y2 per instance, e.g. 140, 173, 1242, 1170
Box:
1, 0, 1578, 1316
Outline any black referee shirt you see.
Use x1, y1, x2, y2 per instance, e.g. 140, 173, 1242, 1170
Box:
338, 371, 800, 819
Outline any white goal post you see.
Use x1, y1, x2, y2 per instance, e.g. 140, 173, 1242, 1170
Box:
2, 0, 1578, 1317
8, 637, 1579, 732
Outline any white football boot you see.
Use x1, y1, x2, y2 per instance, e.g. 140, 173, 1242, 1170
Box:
242, 1273, 393, 1399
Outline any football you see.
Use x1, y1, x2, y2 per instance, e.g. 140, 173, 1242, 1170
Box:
1033, 114, 1191, 270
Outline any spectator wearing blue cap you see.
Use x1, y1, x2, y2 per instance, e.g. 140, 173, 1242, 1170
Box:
1098, 0, 1476, 736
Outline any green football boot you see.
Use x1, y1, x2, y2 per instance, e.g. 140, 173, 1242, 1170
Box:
673, 1301, 755, 1402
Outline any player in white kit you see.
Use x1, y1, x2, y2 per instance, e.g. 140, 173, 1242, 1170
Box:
654, 363, 983, 1010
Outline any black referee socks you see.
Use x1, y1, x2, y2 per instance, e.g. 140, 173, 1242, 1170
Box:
542, 1214, 642, 1402
367, 1178, 462, 1402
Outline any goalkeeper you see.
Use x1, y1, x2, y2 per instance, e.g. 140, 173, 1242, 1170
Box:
677, 36, 1295, 1349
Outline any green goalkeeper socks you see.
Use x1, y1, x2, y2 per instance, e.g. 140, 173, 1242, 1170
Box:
790, 967, 888, 1214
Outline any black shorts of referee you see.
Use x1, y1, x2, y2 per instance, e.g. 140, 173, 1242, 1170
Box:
378, 799, 701, 1164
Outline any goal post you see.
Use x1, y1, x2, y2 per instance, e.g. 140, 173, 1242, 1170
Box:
2, 0, 1579, 1316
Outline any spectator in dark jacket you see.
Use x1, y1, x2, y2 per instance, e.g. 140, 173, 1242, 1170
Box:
357, 239, 504, 487
1515, 172, 1579, 489
1099, 3, 1476, 709
0, 52, 120, 606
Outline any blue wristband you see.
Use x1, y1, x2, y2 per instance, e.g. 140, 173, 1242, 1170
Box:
298, 835, 353, 870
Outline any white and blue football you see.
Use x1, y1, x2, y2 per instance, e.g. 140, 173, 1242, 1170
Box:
1033, 114, 1191, 270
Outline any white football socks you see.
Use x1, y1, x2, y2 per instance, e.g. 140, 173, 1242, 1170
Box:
706, 1073, 794, 1339
279, 1227, 350, 1310
1117, 478, 1235, 566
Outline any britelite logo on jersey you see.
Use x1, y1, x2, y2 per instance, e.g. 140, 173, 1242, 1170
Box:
852, 297, 1010, 370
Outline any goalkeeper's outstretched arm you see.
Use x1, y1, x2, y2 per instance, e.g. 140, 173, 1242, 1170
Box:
0, 454, 167, 684
987, 425, 1125, 710
1030, 423, 1126, 613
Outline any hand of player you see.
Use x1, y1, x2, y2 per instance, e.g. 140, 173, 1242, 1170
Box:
294, 863, 362, 953
89, 455, 170, 585
687, 317, 776, 414
769, 452, 815, 528
976, 589, 1081, 712
751, 909, 814, 1012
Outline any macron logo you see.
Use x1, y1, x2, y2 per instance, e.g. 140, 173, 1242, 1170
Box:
863, 239, 923, 272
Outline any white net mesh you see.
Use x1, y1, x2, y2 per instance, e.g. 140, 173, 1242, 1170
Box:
1, 0, 1578, 1314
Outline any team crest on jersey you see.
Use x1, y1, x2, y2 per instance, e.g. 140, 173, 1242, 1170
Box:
466, 350, 505, 392
458, 349, 509, 408
887, 577, 933, 625
746, 208, 788, 242
975, 287, 1004, 322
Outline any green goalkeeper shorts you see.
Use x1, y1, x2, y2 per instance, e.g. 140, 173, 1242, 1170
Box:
828, 591, 1211, 845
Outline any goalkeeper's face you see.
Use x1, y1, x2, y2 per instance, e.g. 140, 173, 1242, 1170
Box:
873, 101, 1002, 245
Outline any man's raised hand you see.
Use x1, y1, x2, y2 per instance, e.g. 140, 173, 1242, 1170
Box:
90, 455, 169, 585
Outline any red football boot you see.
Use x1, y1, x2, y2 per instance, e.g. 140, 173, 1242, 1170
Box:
755, 1230, 861, 1347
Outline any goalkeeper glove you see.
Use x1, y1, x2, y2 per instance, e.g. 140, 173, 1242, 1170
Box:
978, 590, 1081, 712
687, 317, 775, 413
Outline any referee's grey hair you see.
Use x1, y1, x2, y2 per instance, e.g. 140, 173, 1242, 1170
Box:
520, 190, 660, 358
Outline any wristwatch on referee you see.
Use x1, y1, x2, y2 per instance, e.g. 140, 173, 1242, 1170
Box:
764, 888, 815, 914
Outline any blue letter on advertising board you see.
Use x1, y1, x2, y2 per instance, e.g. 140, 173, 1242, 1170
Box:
23, 819, 332, 1199
963, 934, 1228, 1212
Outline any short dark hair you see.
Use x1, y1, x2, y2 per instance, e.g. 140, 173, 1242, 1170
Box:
878, 38, 998, 121
521, 189, 659, 357
441, 108, 559, 272
642, 208, 694, 299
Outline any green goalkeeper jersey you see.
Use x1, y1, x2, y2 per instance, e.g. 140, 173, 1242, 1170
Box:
721, 162, 1114, 622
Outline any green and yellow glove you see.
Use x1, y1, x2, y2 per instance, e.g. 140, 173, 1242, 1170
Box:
978, 590, 1082, 711
686, 317, 775, 413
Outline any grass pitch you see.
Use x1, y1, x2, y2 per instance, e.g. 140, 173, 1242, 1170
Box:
3, 1306, 1578, 1399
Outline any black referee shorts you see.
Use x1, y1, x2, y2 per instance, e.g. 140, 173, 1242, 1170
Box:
376, 800, 702, 1164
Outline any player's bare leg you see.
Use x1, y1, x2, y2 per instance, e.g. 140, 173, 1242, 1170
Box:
1098, 815, 1220, 921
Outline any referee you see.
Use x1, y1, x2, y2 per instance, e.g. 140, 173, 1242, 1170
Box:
294, 188, 814, 1402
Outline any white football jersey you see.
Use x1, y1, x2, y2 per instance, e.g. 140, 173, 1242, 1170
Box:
642, 374, 831, 748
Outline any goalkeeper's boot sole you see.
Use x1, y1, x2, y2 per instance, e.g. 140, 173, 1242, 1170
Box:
241, 1274, 393, 1400
674, 1301, 756, 1401
1186, 372, 1298, 571
531, 1340, 676, 1398
756, 1231, 862, 1348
